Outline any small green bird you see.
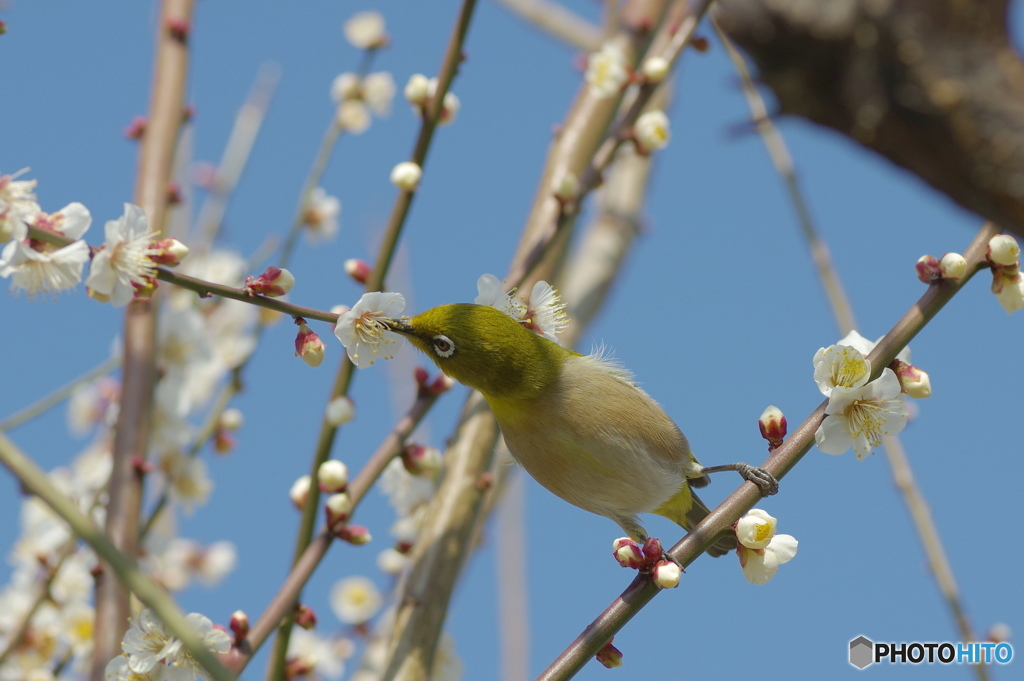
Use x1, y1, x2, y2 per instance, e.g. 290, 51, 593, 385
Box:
384, 303, 777, 556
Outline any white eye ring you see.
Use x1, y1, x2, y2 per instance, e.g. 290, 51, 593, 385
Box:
432, 334, 455, 358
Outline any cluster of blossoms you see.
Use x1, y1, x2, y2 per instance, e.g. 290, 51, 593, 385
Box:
812, 331, 917, 459
332, 274, 569, 369
0, 171, 187, 303
0, 171, 251, 680
611, 506, 799, 591
332, 12, 394, 134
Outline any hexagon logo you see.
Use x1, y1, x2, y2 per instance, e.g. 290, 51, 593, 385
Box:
849, 636, 874, 669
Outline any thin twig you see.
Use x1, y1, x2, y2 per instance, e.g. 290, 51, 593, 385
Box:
194, 63, 280, 250
0, 356, 121, 432
493, 0, 603, 51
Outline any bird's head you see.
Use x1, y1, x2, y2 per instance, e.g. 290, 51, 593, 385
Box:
384, 303, 572, 400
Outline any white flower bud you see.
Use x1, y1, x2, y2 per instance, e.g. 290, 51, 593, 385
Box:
551, 172, 580, 202
325, 492, 353, 527
988, 234, 1021, 266
272, 268, 295, 295
318, 460, 349, 493
219, 408, 244, 431
440, 91, 460, 125
377, 547, 408, 575
651, 560, 681, 589
634, 110, 671, 152
939, 252, 967, 280
290, 475, 311, 509
641, 56, 670, 84
390, 161, 423, 191
325, 396, 355, 426
404, 74, 431, 105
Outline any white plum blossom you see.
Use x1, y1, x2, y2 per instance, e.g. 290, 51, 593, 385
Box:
737, 534, 798, 585
303, 187, 341, 242
333, 292, 406, 368
86, 203, 159, 306
362, 72, 396, 116
343, 11, 387, 50
735, 508, 778, 550
120, 609, 230, 681
521, 280, 568, 341
815, 368, 909, 459
287, 628, 354, 680
337, 100, 372, 134
474, 274, 567, 342
0, 170, 41, 242
735, 508, 798, 584
475, 273, 526, 319
812, 343, 871, 397
330, 576, 383, 625
0, 202, 91, 296
585, 42, 629, 99
992, 270, 1024, 314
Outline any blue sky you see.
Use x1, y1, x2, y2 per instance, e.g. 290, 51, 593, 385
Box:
1, 2, 1021, 680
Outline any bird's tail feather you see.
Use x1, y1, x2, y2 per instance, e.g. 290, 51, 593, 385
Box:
653, 485, 736, 558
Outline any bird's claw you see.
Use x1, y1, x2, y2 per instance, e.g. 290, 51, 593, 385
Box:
737, 462, 779, 497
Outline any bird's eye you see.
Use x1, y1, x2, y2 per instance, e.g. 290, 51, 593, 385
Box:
432, 334, 455, 358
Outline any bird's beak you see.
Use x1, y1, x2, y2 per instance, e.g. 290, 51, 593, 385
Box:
381, 318, 415, 337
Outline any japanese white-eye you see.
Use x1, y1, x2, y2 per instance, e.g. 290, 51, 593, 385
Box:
385, 304, 777, 555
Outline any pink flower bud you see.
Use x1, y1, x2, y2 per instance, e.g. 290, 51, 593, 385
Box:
336, 524, 372, 545
244, 266, 294, 297
401, 444, 442, 476
229, 610, 249, 644
641, 536, 663, 567
612, 537, 644, 569
294, 321, 326, 368
596, 640, 624, 668
150, 238, 189, 266
892, 360, 931, 398
915, 255, 941, 283
758, 405, 787, 450
344, 258, 372, 284
293, 604, 317, 630
124, 116, 147, 139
